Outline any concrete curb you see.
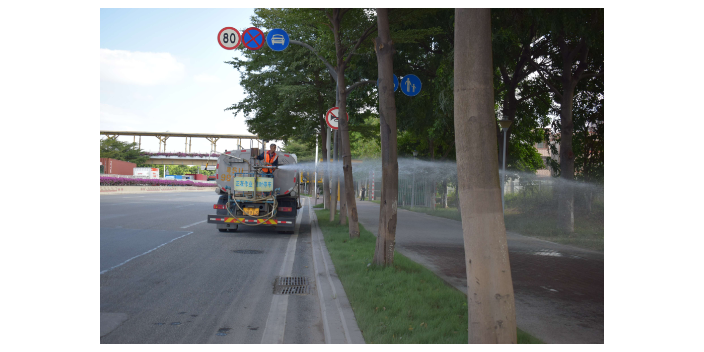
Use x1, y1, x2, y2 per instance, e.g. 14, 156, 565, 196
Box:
100, 186, 217, 195
308, 199, 365, 344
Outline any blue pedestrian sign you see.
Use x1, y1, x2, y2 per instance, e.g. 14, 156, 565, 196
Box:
266, 28, 290, 51
376, 74, 399, 92
400, 74, 422, 96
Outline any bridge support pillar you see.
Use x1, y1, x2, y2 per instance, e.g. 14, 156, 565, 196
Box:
206, 137, 220, 153
156, 135, 169, 153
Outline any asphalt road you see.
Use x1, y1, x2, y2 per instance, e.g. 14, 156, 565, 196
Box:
100, 192, 327, 343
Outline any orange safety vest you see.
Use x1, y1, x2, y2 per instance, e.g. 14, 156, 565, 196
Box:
263, 151, 278, 173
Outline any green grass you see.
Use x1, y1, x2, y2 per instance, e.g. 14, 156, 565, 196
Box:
312, 202, 324, 209
371, 194, 603, 252
314, 209, 542, 344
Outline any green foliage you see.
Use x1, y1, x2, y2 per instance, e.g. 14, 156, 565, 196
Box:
225, 9, 335, 145
138, 164, 215, 178
572, 78, 604, 184
349, 116, 381, 159
282, 138, 315, 162
100, 138, 149, 165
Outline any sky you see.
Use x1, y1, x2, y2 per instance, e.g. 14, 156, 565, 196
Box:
100, 8, 277, 154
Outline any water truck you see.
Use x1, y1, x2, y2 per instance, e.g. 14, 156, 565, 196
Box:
206, 148, 301, 233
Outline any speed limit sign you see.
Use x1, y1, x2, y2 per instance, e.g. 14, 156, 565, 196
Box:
218, 27, 241, 50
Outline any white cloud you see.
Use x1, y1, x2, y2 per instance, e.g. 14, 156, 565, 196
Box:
100, 103, 145, 130
101, 48, 185, 85
193, 74, 221, 83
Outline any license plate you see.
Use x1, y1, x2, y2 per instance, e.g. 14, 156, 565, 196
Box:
243, 207, 259, 216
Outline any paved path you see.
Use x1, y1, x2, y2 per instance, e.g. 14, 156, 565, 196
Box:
354, 200, 604, 344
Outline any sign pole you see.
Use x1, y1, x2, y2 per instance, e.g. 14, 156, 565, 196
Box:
314, 138, 319, 205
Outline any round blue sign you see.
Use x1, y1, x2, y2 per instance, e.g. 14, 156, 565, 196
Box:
376, 74, 399, 92
242, 27, 265, 50
400, 74, 422, 96
266, 28, 290, 51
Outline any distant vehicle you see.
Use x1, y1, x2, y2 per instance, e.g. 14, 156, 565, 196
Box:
207, 175, 216, 181
271, 34, 285, 45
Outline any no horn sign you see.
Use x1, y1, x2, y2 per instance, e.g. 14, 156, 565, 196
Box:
325, 107, 349, 130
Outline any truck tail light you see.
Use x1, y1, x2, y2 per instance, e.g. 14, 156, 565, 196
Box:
278, 207, 292, 212
214, 204, 225, 209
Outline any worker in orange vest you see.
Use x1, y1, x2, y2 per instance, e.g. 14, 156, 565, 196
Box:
257, 143, 279, 175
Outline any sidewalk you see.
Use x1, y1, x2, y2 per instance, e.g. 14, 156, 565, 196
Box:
354, 200, 603, 344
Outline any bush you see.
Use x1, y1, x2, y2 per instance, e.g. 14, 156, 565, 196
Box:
99, 176, 214, 187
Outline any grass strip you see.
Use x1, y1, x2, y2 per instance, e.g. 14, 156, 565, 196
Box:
314, 209, 542, 344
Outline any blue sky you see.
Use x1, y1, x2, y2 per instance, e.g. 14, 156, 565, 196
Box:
100, 8, 270, 153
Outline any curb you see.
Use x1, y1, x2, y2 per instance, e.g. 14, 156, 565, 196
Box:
308, 198, 365, 344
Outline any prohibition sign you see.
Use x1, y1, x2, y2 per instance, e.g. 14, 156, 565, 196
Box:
218, 27, 241, 50
242, 27, 265, 50
325, 107, 349, 130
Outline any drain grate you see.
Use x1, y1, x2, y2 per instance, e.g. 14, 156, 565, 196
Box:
273, 276, 311, 295
232, 250, 263, 254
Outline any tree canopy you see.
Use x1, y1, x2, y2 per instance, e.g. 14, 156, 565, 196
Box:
100, 138, 149, 165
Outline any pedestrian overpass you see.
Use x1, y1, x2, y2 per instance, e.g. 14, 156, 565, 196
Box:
100, 130, 261, 153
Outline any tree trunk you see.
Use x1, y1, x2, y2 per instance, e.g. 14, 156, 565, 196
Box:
584, 188, 593, 214
557, 64, 576, 232
339, 134, 348, 225
442, 179, 448, 208
372, 8, 399, 265
454, 8, 517, 344
331, 9, 360, 238
330, 130, 339, 221
430, 139, 436, 211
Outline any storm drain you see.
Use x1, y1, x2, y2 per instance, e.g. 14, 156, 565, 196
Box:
232, 250, 263, 254
273, 276, 311, 295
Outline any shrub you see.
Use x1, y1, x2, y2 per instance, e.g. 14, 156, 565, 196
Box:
100, 176, 215, 187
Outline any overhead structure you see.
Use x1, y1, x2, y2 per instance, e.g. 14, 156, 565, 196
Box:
99, 130, 260, 153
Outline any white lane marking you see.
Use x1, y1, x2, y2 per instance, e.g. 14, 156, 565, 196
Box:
309, 198, 332, 343
180, 220, 207, 229
311, 200, 352, 343
260, 198, 305, 344
100, 232, 193, 275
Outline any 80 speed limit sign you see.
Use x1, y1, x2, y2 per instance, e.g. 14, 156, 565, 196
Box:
218, 27, 241, 50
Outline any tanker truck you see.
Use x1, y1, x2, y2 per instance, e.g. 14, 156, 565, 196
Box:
206, 147, 301, 233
